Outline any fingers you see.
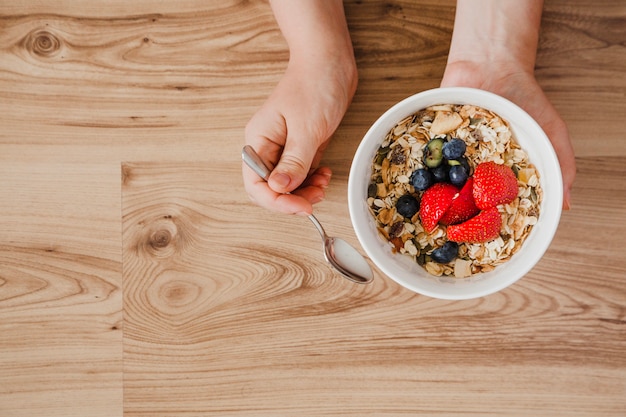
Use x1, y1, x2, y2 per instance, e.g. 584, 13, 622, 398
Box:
538, 116, 576, 210
446, 69, 576, 210
242, 163, 331, 215
243, 97, 333, 214
242, 58, 350, 215
267, 132, 322, 195
513, 83, 576, 211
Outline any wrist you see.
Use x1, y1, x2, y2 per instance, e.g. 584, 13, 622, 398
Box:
446, 0, 543, 74
270, 0, 357, 104
285, 49, 358, 117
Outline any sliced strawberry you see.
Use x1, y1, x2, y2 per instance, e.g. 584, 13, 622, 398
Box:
419, 183, 458, 232
472, 161, 519, 210
447, 206, 502, 243
440, 178, 480, 225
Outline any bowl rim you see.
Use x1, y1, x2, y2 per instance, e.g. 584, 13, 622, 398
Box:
348, 87, 563, 299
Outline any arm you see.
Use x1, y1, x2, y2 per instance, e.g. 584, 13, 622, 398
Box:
446, 0, 543, 74
243, 0, 357, 215
442, 0, 575, 209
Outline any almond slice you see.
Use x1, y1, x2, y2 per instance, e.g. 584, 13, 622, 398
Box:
430, 111, 463, 134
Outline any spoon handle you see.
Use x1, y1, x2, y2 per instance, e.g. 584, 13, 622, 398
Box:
242, 145, 271, 181
242, 145, 329, 238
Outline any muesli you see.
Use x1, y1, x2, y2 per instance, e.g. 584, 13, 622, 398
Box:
367, 104, 542, 278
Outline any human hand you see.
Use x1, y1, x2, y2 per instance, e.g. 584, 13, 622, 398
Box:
243, 57, 357, 215
441, 61, 576, 209
442, 0, 575, 210
242, 0, 357, 215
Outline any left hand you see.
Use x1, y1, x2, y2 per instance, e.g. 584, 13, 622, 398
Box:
441, 60, 576, 210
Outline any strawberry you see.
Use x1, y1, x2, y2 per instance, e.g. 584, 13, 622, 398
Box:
472, 161, 519, 210
419, 182, 458, 232
440, 178, 480, 225
447, 206, 502, 243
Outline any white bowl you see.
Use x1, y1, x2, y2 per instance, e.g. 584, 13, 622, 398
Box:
348, 87, 563, 299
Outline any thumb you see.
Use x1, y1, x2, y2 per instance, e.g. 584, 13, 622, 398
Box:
268, 138, 318, 194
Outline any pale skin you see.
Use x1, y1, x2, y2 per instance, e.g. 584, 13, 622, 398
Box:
243, 0, 576, 214
442, 0, 575, 209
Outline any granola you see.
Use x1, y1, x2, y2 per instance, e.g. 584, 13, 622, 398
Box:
367, 104, 543, 278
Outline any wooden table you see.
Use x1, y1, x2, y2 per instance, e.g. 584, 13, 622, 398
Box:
1, 1, 625, 416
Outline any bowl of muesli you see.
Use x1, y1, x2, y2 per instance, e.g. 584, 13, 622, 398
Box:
348, 87, 562, 299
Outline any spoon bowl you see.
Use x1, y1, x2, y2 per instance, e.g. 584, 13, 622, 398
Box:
242, 145, 374, 284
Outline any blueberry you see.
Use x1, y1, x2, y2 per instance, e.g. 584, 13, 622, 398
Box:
456, 156, 471, 174
430, 241, 459, 263
410, 169, 433, 191
423, 138, 445, 168
396, 194, 420, 218
442, 138, 466, 160
449, 164, 469, 187
431, 163, 449, 183
447, 155, 471, 174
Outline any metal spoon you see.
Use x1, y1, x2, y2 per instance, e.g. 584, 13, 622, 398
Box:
242, 145, 374, 284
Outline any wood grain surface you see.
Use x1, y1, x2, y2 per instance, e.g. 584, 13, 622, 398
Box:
1, 1, 625, 416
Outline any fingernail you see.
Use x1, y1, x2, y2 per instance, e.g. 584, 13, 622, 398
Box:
296, 211, 310, 217
272, 173, 291, 189
320, 173, 332, 188
563, 191, 572, 210
564, 198, 571, 210
312, 195, 325, 204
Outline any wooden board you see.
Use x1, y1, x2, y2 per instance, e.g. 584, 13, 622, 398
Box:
119, 160, 626, 416
1, 1, 625, 416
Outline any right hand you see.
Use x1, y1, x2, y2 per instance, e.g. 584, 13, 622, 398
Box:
243, 57, 357, 215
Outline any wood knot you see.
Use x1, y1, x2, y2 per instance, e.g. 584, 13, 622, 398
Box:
133, 210, 199, 260
150, 229, 172, 249
137, 214, 188, 259
145, 221, 178, 257
25, 29, 62, 58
